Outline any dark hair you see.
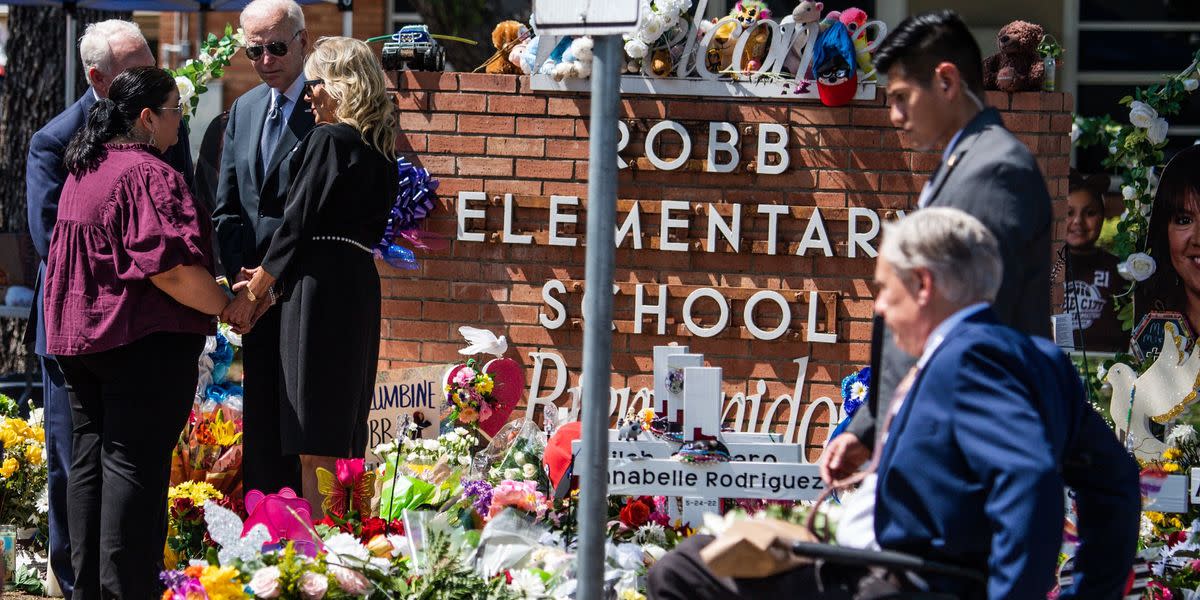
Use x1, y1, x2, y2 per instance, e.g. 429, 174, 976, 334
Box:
1137, 146, 1200, 317
64, 65, 176, 175
873, 9, 985, 96
1068, 168, 1110, 213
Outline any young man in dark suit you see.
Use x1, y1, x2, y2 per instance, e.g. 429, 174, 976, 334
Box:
213, 0, 314, 496
648, 209, 1139, 599
24, 19, 193, 598
823, 9, 1054, 482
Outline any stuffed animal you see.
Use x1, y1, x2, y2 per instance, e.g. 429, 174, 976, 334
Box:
484, 20, 528, 75
538, 36, 574, 76
982, 20, 1046, 92
819, 10, 842, 30
517, 35, 539, 75
705, 1, 773, 76
839, 7, 875, 78
784, 0, 823, 76
812, 20, 857, 106
551, 36, 595, 80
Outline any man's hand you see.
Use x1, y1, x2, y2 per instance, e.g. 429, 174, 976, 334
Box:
221, 289, 257, 332
819, 433, 870, 485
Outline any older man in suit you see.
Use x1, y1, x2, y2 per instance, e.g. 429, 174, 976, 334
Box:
822, 9, 1054, 483
213, 0, 314, 495
648, 209, 1140, 599
24, 19, 193, 598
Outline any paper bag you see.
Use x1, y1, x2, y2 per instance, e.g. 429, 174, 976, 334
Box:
700, 518, 818, 578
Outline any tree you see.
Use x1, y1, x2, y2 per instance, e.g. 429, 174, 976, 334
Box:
409, 0, 530, 72
0, 6, 130, 375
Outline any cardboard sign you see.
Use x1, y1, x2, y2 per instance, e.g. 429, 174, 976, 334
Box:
366, 365, 450, 462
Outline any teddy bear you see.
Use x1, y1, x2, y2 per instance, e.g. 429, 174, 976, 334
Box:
551, 36, 595, 81
784, 0, 823, 76
484, 20, 528, 75
982, 20, 1045, 92
701, 1, 772, 76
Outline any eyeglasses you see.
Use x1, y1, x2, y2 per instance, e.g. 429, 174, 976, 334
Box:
302, 78, 324, 96
244, 29, 303, 61
159, 99, 185, 112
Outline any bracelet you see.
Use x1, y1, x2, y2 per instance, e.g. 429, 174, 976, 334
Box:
268, 287, 277, 304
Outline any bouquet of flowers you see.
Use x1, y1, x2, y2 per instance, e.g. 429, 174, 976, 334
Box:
164, 481, 228, 568
445, 358, 500, 427
172, 331, 245, 499
170, 24, 245, 120
0, 395, 48, 531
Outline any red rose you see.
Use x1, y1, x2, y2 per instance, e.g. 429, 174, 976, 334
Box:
171, 496, 195, 518
1169, 530, 1188, 547
359, 517, 386, 542
620, 499, 650, 528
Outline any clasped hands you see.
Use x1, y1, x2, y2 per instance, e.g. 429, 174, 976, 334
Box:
219, 266, 277, 334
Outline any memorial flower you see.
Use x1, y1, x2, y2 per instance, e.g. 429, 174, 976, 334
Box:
1118, 252, 1157, 282
1129, 101, 1158, 129
169, 25, 245, 120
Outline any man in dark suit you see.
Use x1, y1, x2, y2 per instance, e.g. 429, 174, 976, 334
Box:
823, 9, 1054, 482
213, 0, 314, 495
647, 209, 1139, 599
24, 19, 193, 598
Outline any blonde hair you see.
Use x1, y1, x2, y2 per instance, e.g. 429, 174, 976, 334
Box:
305, 36, 397, 160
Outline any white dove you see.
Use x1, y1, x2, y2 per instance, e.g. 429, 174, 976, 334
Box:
202, 500, 272, 565
1107, 323, 1200, 460
457, 326, 508, 357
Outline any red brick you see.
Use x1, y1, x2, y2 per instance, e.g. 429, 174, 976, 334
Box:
489, 95, 548, 115
666, 101, 729, 121
483, 178, 541, 196
413, 155, 455, 176
879, 173, 924, 194
1001, 112, 1044, 133
458, 157, 514, 177
1050, 114, 1072, 135
451, 283, 509, 302
516, 159, 574, 180
516, 117, 577, 137
548, 140, 590, 160
430, 92, 488, 113
817, 171, 879, 191
620, 99, 667, 119
395, 133, 427, 153
985, 91, 1009, 110
396, 71, 457, 91
458, 73, 519, 93
421, 342, 463, 362
394, 91, 429, 111
381, 299, 421, 319
480, 304, 541, 324
849, 150, 909, 171
388, 321, 450, 341
423, 301, 479, 322
458, 114, 515, 134
729, 104, 791, 123
548, 97, 589, 116
399, 112, 455, 132
428, 134, 485, 154
487, 136, 546, 157
790, 107, 851, 126
380, 339, 421, 360
850, 107, 891, 127
1011, 92, 1041, 111
819, 129, 881, 148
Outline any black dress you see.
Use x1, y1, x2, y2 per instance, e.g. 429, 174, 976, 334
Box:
259, 122, 399, 457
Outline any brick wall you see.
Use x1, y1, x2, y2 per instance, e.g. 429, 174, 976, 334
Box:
384, 71, 1072, 451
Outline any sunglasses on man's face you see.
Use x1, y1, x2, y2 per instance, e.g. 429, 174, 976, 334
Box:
244, 29, 302, 61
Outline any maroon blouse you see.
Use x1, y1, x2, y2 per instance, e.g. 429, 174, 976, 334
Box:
44, 144, 215, 356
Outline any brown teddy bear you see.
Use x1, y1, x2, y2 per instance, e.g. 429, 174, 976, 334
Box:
484, 20, 527, 75
982, 20, 1045, 92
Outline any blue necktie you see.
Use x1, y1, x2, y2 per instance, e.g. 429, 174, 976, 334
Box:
259, 94, 288, 175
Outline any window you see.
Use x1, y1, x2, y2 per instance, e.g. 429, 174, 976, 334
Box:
388, 0, 422, 33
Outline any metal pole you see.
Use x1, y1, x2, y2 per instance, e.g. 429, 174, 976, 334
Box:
64, 5, 76, 108
342, 10, 352, 37
577, 34, 621, 600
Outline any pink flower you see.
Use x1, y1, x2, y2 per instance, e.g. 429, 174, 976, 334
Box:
329, 565, 371, 596
248, 566, 282, 598
1148, 581, 1174, 600
488, 480, 547, 519
298, 571, 328, 599
452, 368, 477, 387
336, 459, 365, 487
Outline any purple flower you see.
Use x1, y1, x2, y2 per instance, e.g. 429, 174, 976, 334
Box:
463, 479, 494, 514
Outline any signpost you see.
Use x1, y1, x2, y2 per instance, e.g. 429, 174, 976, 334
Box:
531, 2, 641, 599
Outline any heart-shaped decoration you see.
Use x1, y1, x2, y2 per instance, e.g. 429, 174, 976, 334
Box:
478, 357, 525, 436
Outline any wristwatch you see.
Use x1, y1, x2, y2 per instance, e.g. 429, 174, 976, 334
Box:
246, 288, 259, 303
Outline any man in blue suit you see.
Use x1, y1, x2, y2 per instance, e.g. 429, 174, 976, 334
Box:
648, 209, 1140, 599
24, 20, 193, 598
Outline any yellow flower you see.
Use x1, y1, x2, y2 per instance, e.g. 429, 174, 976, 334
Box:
475, 374, 494, 395
1164, 462, 1181, 473
208, 411, 242, 446
1172, 517, 1184, 529
0, 457, 18, 478
619, 591, 647, 600
168, 481, 224, 505
198, 565, 246, 600
0, 428, 18, 450
1147, 511, 1166, 525
24, 445, 42, 465
1164, 448, 1182, 460
31, 427, 44, 444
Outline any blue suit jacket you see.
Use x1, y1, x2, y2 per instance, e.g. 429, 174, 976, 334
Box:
24, 89, 194, 355
874, 309, 1139, 600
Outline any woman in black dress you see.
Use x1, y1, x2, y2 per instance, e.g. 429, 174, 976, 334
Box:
232, 36, 399, 512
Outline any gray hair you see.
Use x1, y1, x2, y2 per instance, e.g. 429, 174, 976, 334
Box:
879, 207, 1002, 305
241, 0, 306, 32
79, 20, 146, 85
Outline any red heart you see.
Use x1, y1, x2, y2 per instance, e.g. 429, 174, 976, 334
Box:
478, 358, 525, 436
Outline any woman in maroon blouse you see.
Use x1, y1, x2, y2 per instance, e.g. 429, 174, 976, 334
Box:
44, 66, 229, 599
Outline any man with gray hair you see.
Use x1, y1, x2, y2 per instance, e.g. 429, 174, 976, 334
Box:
213, 0, 313, 495
24, 19, 193, 598
648, 209, 1139, 599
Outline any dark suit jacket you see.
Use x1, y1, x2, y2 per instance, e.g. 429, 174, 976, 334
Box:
24, 89, 194, 355
875, 309, 1139, 599
849, 108, 1053, 447
212, 83, 315, 277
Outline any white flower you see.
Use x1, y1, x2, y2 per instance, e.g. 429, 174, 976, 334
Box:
1109, 144, 1119, 155
1129, 101, 1158, 129
248, 566, 283, 598
198, 51, 215, 66
1095, 364, 1108, 381
1070, 122, 1081, 143
638, 14, 666, 44
1117, 252, 1157, 282
454, 427, 468, 436
175, 76, 196, 103
406, 452, 419, 462
458, 455, 471, 466
1185, 79, 1199, 92
505, 467, 521, 480
510, 569, 546, 598
1148, 117, 1170, 145
850, 381, 868, 402
422, 439, 439, 452
323, 533, 370, 567
1122, 185, 1137, 201
514, 452, 526, 465
624, 39, 649, 59
1141, 514, 1155, 538
522, 463, 538, 478
1169, 424, 1198, 446
444, 431, 460, 444
35, 484, 48, 514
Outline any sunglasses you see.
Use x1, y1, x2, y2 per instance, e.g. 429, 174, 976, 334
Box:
302, 78, 324, 96
244, 29, 302, 61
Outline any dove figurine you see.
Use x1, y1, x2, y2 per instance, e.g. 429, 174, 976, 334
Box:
1107, 323, 1200, 460
457, 326, 508, 357
203, 500, 274, 565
